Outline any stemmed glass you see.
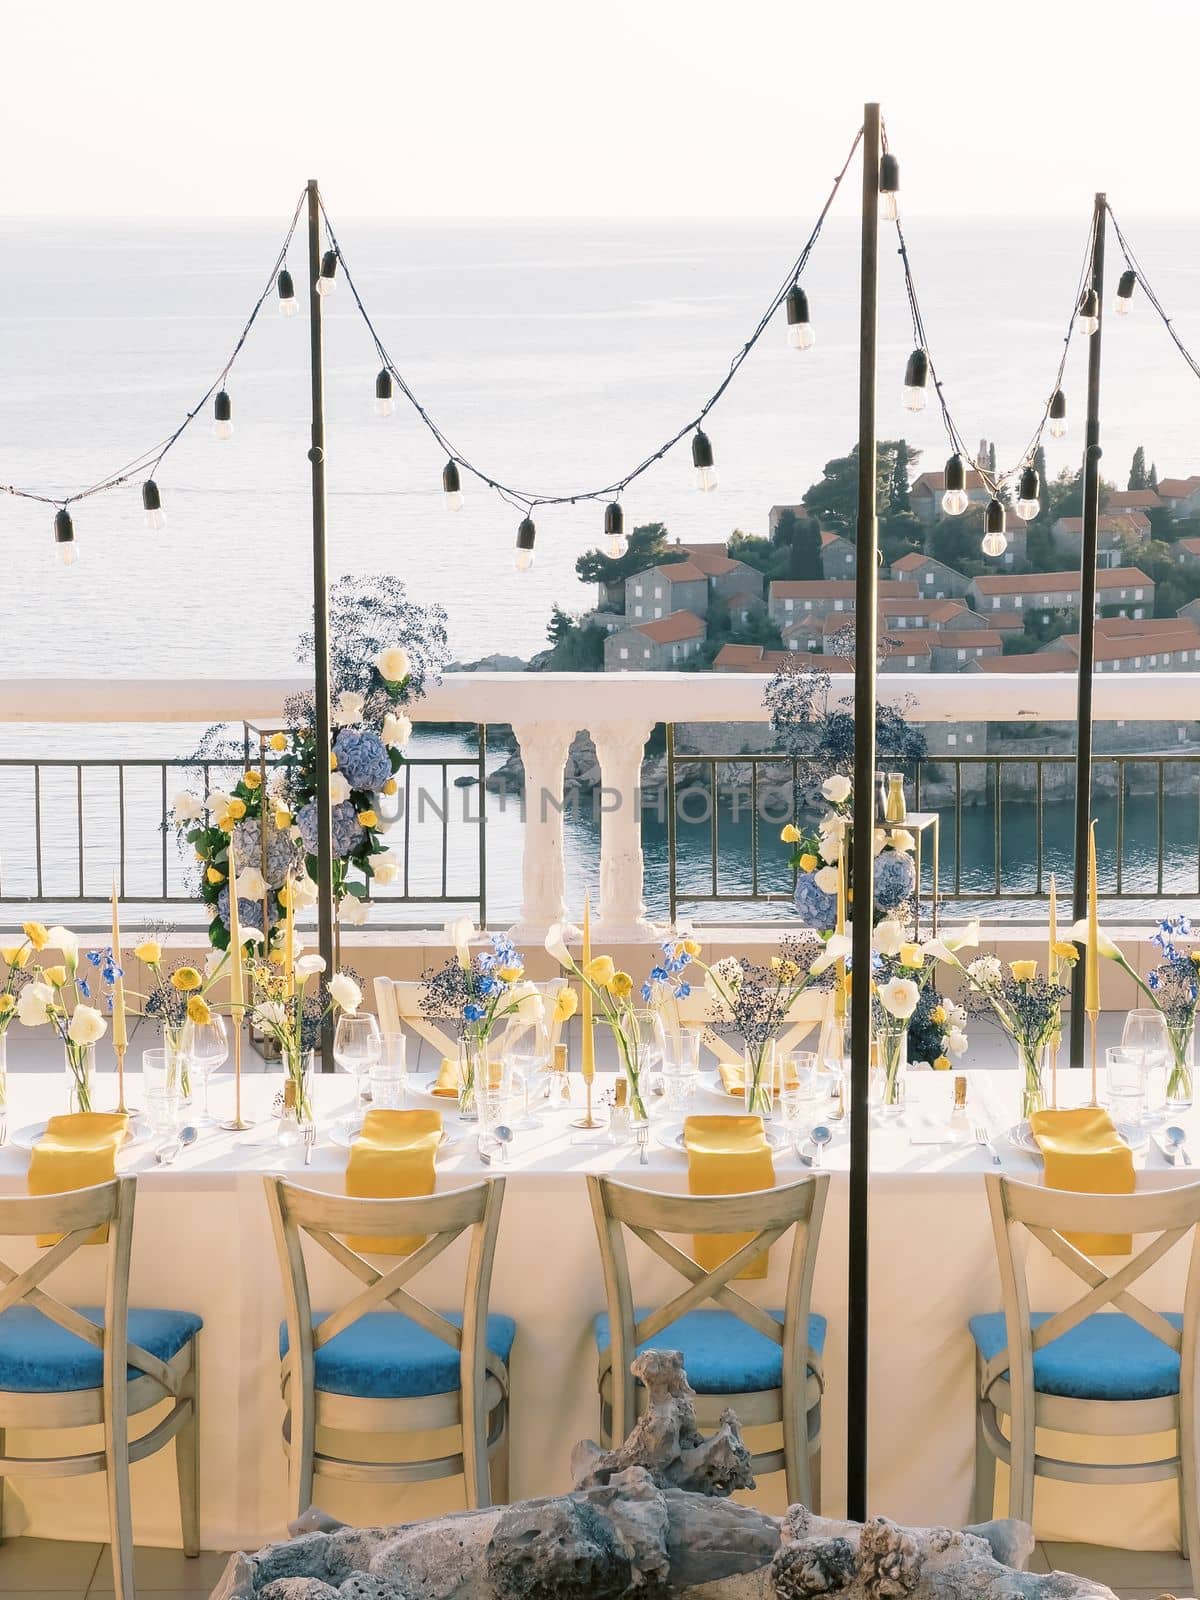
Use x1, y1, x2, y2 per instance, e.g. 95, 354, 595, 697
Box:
182, 1016, 229, 1127
1121, 1008, 1170, 1125
333, 1015, 382, 1114
499, 1013, 551, 1131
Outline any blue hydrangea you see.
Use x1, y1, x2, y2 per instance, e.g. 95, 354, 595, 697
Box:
216, 886, 280, 933
874, 848, 916, 912
793, 869, 837, 929
333, 728, 392, 792
297, 800, 365, 860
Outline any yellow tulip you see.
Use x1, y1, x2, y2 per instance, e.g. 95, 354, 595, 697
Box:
0, 993, 14, 1016
583, 955, 616, 988
186, 995, 212, 1025
134, 940, 162, 964
206, 866, 226, 885
609, 971, 633, 999
496, 964, 525, 984
243, 770, 262, 790
798, 852, 819, 873
1010, 960, 1038, 983
780, 824, 802, 844
43, 965, 68, 988
554, 988, 578, 1022
1053, 941, 1080, 964
681, 938, 701, 958
171, 966, 203, 993
900, 943, 925, 969
933, 1055, 952, 1071
1, 945, 29, 969
382, 777, 398, 796
22, 922, 49, 951
357, 810, 378, 829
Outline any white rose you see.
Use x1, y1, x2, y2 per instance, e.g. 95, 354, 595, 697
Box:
509, 982, 545, 1024
382, 712, 413, 749
872, 828, 887, 856
376, 647, 411, 683
17, 981, 55, 1027
329, 772, 351, 806
67, 1004, 107, 1045
947, 1027, 969, 1056
254, 1001, 287, 1031
819, 834, 842, 865
295, 954, 326, 977
291, 874, 320, 909
173, 790, 204, 822
889, 828, 916, 853
814, 866, 839, 895
339, 895, 369, 926
336, 691, 365, 725
329, 973, 362, 1013
238, 865, 268, 901
877, 976, 919, 1020
372, 851, 401, 886
874, 920, 905, 957
822, 774, 852, 805
205, 789, 233, 816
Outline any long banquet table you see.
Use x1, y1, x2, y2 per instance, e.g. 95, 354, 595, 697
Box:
0, 1067, 1196, 1554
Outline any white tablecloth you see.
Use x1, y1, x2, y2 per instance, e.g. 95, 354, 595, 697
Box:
0, 1067, 1196, 1553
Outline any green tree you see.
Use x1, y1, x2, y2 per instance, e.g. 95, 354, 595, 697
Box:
574, 521, 682, 606
1149, 461, 1159, 490
1129, 446, 1147, 490
544, 615, 606, 670
891, 439, 913, 512
771, 508, 823, 580
726, 529, 776, 576
803, 440, 920, 530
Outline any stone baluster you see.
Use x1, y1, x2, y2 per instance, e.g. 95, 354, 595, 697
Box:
591, 717, 658, 941
507, 720, 578, 940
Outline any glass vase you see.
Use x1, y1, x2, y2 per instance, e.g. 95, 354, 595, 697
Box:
162, 1029, 194, 1108
1167, 1027, 1194, 1111
64, 1041, 95, 1114
457, 1036, 485, 1121
743, 1040, 776, 1120
876, 1025, 908, 1117
277, 1048, 315, 1145
610, 1010, 660, 1124
1014, 1036, 1049, 1120
0, 1031, 7, 1118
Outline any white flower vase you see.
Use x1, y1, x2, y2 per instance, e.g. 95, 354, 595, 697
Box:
65, 1042, 95, 1114
875, 1026, 908, 1118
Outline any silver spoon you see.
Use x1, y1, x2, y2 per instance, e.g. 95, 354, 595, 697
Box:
805, 1125, 833, 1168
155, 1126, 198, 1166
479, 1125, 514, 1166
1165, 1125, 1192, 1166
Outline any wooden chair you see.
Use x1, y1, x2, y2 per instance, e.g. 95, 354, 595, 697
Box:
586, 1172, 828, 1508
664, 988, 833, 1073
0, 1179, 201, 1600
263, 1176, 512, 1517
972, 1173, 1200, 1574
373, 977, 570, 1073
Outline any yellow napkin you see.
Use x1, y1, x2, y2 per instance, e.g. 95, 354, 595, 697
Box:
1030, 1107, 1134, 1256
28, 1113, 128, 1246
346, 1109, 442, 1256
717, 1060, 804, 1097
683, 1114, 775, 1281
432, 1055, 503, 1096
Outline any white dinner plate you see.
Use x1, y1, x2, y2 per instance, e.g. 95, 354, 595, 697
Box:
328, 1118, 461, 1152
10, 1115, 149, 1152
1006, 1118, 1146, 1156
654, 1119, 793, 1155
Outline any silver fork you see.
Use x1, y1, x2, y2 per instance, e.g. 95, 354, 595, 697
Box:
636, 1123, 650, 1165
303, 1123, 318, 1166
975, 1124, 1001, 1165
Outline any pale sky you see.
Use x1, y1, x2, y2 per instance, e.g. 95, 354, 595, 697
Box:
7, 0, 1200, 218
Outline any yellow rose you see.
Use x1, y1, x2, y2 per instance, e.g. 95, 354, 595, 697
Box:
496, 964, 525, 984
357, 809, 378, 829
1010, 960, 1038, 983
681, 937, 701, 957
170, 966, 203, 993
900, 943, 925, 969
206, 866, 226, 884
243, 770, 263, 790
1053, 941, 1080, 964
22, 922, 49, 951
186, 995, 212, 1025
134, 940, 162, 964
269, 732, 288, 752
382, 778, 398, 796
1, 945, 29, 969
797, 852, 819, 873
275, 807, 292, 830
780, 824, 802, 844
43, 965, 68, 988
583, 955, 616, 988
0, 993, 14, 1016
554, 987, 578, 1022
609, 971, 633, 999
226, 797, 247, 821
933, 1055, 952, 1071
931, 1005, 947, 1025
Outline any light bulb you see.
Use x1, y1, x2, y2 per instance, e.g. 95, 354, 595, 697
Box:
604, 500, 628, 558
785, 285, 815, 350
213, 390, 233, 440
982, 497, 1007, 557
1115, 268, 1137, 316
142, 479, 165, 531
277, 268, 298, 317
54, 508, 76, 566
942, 488, 969, 516
879, 153, 900, 221
1048, 388, 1068, 439
692, 429, 718, 492
982, 530, 1008, 557
443, 460, 463, 511
316, 249, 338, 296
515, 515, 536, 572
902, 349, 929, 412
1076, 288, 1100, 335
1015, 465, 1040, 521
941, 452, 968, 515
375, 369, 394, 418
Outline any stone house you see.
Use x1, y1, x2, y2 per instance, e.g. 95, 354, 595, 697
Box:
1106, 489, 1162, 514
966, 567, 1154, 621
968, 652, 1076, 674
625, 562, 710, 623
910, 468, 990, 525
927, 629, 1005, 669
1047, 616, 1200, 674
888, 551, 971, 599
604, 611, 707, 670
723, 587, 766, 629
1052, 512, 1150, 567
1173, 538, 1200, 572
767, 577, 918, 628
1156, 476, 1200, 518
820, 530, 857, 578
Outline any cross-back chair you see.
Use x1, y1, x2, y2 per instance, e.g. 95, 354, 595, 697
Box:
373, 977, 569, 1074
972, 1173, 1200, 1573
0, 1178, 201, 1600
664, 988, 833, 1072
586, 1172, 828, 1508
263, 1176, 512, 1517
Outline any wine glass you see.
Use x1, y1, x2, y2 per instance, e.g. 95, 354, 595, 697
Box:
182, 1016, 229, 1127
1122, 1008, 1170, 1125
333, 1014, 382, 1113
498, 1013, 550, 1130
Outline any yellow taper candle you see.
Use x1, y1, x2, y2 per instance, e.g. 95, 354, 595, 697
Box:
1086, 821, 1100, 1015
581, 892, 594, 1082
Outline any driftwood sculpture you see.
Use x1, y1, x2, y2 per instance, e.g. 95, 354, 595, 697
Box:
212, 1349, 1136, 1600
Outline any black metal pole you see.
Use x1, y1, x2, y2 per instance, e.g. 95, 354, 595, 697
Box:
847, 100, 880, 1524
306, 179, 337, 1064
1069, 194, 1106, 1068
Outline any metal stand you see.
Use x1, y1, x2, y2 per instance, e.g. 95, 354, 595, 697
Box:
219, 1010, 255, 1132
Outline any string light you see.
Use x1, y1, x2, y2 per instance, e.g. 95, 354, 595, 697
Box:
375, 370, 394, 417
692, 429, 718, 493
1049, 388, 1068, 438
1115, 268, 1137, 316
213, 390, 234, 441
879, 152, 900, 221
604, 501, 628, 558
1076, 288, 1100, 335
902, 349, 929, 412
277, 269, 298, 317
142, 479, 165, 531
443, 460, 463, 511
981, 497, 1007, 557
317, 249, 338, 297
1107, 204, 1200, 384
514, 515, 536, 572
1015, 464, 1041, 521
941, 453, 969, 516
54, 508, 77, 567
785, 285, 815, 350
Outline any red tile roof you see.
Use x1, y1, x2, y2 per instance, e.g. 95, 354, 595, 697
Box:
645, 560, 707, 584
1106, 490, 1162, 510
970, 653, 1076, 673
970, 567, 1152, 595
1055, 513, 1150, 535
630, 610, 707, 643
889, 552, 961, 574
769, 579, 918, 600
911, 470, 988, 494
1156, 476, 1200, 499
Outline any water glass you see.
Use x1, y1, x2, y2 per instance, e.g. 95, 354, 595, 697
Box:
782, 1050, 818, 1097
143, 1047, 190, 1100
145, 1084, 182, 1140
333, 1014, 382, 1109
181, 1016, 228, 1126
779, 1085, 813, 1142
1122, 1008, 1169, 1123
477, 1061, 514, 1161
369, 1060, 407, 1110
1106, 1047, 1145, 1127
661, 1057, 698, 1114
671, 1027, 704, 1075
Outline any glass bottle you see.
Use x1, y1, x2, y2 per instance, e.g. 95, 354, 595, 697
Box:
277, 1077, 301, 1147
950, 1073, 970, 1142
884, 772, 907, 824
552, 1041, 571, 1105
609, 1076, 632, 1144
876, 772, 888, 821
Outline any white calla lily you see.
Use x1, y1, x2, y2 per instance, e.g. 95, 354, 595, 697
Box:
544, 924, 572, 969
1068, 918, 1122, 961
811, 933, 852, 974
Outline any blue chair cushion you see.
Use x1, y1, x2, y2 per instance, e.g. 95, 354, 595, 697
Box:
593, 1308, 826, 1396
280, 1311, 516, 1400
969, 1311, 1185, 1402
0, 1305, 202, 1394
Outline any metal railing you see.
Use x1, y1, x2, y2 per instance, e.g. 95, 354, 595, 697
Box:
664, 729, 1200, 919
0, 731, 488, 925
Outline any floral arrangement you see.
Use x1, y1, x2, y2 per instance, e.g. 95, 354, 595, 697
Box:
868, 921, 960, 1109
701, 933, 848, 1116
765, 654, 927, 793
250, 956, 362, 1122
782, 774, 918, 933
907, 982, 969, 1073
105, 939, 234, 1095
1079, 913, 1197, 1105
12, 922, 108, 1111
